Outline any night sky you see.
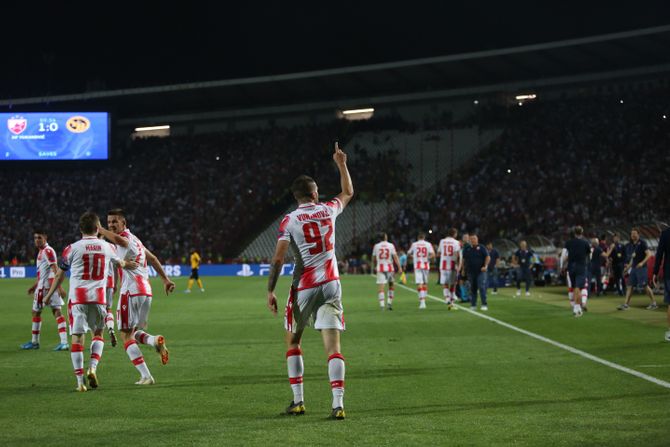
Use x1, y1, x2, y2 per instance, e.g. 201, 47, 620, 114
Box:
3, 2, 670, 98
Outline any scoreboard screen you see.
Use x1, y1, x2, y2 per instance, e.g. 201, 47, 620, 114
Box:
1, 112, 109, 161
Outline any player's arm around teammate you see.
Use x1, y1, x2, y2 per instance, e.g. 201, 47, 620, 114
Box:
97, 224, 175, 295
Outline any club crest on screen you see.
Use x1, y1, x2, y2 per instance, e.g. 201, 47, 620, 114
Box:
66, 116, 91, 133
7, 116, 27, 135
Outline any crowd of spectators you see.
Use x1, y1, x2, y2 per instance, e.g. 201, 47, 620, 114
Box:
3, 89, 668, 267
375, 90, 670, 254
0, 118, 409, 265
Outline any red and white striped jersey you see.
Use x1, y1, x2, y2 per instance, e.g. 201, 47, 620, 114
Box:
408, 240, 434, 271
116, 229, 152, 297
59, 237, 120, 305
372, 241, 397, 273
278, 198, 343, 291
438, 237, 461, 271
106, 243, 117, 289
36, 243, 57, 290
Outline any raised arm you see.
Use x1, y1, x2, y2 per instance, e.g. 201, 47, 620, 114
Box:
267, 240, 290, 315
145, 248, 175, 294
333, 142, 354, 208
97, 224, 130, 248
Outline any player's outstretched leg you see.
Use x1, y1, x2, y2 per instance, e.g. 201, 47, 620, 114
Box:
122, 333, 154, 385
135, 330, 169, 365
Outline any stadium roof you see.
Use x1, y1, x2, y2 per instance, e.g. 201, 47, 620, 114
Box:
2, 25, 670, 123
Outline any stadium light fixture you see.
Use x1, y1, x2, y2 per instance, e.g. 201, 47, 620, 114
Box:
134, 125, 170, 132
341, 108, 375, 115
515, 94, 537, 101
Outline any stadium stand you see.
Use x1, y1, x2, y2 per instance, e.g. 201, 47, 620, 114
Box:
0, 118, 410, 264
379, 88, 670, 254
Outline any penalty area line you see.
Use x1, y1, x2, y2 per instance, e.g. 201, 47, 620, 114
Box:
394, 282, 670, 390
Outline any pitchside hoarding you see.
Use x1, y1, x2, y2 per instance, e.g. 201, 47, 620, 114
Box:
0, 264, 295, 279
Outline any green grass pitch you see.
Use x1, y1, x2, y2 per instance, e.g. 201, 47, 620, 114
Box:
1, 275, 669, 446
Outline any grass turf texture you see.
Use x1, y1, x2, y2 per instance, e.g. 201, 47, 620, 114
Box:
1, 275, 669, 446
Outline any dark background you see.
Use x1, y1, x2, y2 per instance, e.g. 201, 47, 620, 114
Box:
3, 1, 670, 97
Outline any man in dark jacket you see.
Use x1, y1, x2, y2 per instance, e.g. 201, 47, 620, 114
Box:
462, 234, 490, 311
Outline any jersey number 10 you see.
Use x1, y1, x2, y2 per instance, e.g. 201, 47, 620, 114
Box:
82, 254, 105, 281
303, 221, 334, 255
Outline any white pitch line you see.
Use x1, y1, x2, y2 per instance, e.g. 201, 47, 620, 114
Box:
395, 282, 670, 390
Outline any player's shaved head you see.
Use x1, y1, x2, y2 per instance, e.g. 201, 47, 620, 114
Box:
291, 175, 317, 202
79, 212, 100, 235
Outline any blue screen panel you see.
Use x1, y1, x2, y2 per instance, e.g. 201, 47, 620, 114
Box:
1, 112, 109, 160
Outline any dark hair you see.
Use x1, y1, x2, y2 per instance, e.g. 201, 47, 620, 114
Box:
79, 212, 100, 234
448, 228, 458, 237
291, 175, 316, 201
418, 232, 426, 239
573, 225, 584, 236
33, 229, 47, 236
378, 232, 387, 242
631, 227, 640, 234
108, 208, 126, 218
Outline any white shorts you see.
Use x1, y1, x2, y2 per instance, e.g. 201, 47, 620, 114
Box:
106, 288, 114, 309
68, 302, 106, 335
414, 269, 429, 284
117, 293, 152, 331
376, 272, 395, 285
32, 288, 64, 312
440, 270, 457, 286
285, 280, 345, 333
